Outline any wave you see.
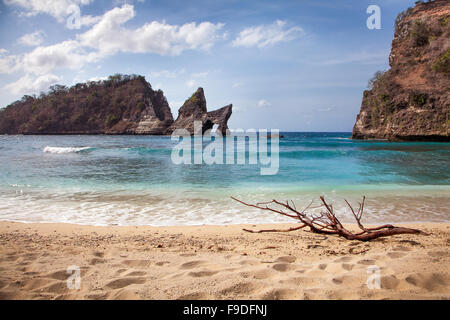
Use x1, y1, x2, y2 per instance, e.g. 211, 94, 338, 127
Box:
43, 146, 94, 154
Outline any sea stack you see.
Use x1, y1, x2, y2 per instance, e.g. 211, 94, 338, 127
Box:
166, 87, 232, 135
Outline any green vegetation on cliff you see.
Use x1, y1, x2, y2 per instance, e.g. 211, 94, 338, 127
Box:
432, 49, 450, 75
352, 0, 449, 141
0, 74, 171, 134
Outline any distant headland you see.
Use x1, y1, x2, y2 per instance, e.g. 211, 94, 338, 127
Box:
0, 74, 232, 135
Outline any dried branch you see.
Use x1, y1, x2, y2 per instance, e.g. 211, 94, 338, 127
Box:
231, 196, 426, 242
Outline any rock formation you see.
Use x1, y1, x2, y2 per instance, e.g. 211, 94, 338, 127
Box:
0, 74, 232, 135
352, 0, 449, 141
166, 88, 232, 135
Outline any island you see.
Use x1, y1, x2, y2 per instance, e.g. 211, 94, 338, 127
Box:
0, 74, 232, 135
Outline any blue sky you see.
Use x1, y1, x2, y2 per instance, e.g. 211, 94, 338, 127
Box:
0, 0, 417, 131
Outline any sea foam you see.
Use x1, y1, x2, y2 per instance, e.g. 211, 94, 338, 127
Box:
43, 146, 93, 154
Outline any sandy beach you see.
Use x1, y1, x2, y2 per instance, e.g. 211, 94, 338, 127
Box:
0, 221, 448, 300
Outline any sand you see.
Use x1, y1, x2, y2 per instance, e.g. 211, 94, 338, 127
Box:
0, 221, 448, 300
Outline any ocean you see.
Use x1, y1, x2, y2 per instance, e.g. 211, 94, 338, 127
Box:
0, 133, 449, 226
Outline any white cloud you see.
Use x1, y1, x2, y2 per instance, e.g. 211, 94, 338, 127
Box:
0, 50, 18, 73
233, 20, 303, 48
114, 0, 145, 4
79, 14, 102, 27
232, 82, 244, 88
319, 51, 388, 66
4, 0, 94, 22
2, 3, 226, 94
20, 40, 99, 75
149, 68, 185, 79
88, 76, 108, 82
186, 79, 197, 88
317, 107, 333, 112
78, 5, 225, 56
18, 30, 45, 46
4, 73, 61, 95
191, 71, 208, 78
257, 99, 271, 108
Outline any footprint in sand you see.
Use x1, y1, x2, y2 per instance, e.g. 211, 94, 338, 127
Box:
115, 268, 127, 275
21, 253, 38, 261
180, 260, 207, 269
276, 256, 297, 263
105, 277, 146, 289
179, 253, 197, 257
404, 273, 448, 291
240, 269, 273, 280
188, 270, 219, 277
331, 275, 354, 286
341, 263, 354, 271
0, 291, 23, 299
3, 255, 19, 262
125, 271, 147, 277
281, 276, 319, 287
334, 256, 353, 263
239, 260, 260, 266
261, 288, 303, 300
111, 289, 141, 299
155, 261, 170, 266
86, 292, 109, 300
381, 275, 400, 290
357, 259, 376, 265
427, 250, 450, 258
122, 260, 152, 267
40, 281, 71, 294
23, 278, 51, 291
93, 251, 105, 258
318, 264, 327, 270
393, 245, 412, 252
90, 258, 107, 265
46, 270, 73, 281
45, 267, 89, 281
387, 252, 407, 259
0, 280, 8, 289
272, 263, 295, 272
220, 282, 259, 296
177, 292, 209, 300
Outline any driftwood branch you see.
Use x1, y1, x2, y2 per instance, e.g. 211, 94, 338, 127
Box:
232, 196, 426, 241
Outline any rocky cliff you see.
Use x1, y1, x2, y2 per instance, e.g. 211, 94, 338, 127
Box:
352, 0, 449, 141
166, 88, 232, 135
0, 74, 232, 135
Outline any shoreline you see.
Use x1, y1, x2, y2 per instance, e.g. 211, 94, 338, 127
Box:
0, 218, 449, 227
0, 221, 448, 300
1, 188, 449, 226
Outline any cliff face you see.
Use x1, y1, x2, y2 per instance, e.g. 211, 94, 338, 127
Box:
166, 88, 232, 135
352, 0, 449, 141
0, 74, 232, 135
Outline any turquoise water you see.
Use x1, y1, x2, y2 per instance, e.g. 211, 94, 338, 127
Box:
0, 133, 449, 225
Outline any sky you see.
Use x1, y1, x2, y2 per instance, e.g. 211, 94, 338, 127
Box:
0, 0, 419, 131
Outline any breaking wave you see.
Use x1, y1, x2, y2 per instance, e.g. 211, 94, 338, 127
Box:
43, 146, 94, 154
